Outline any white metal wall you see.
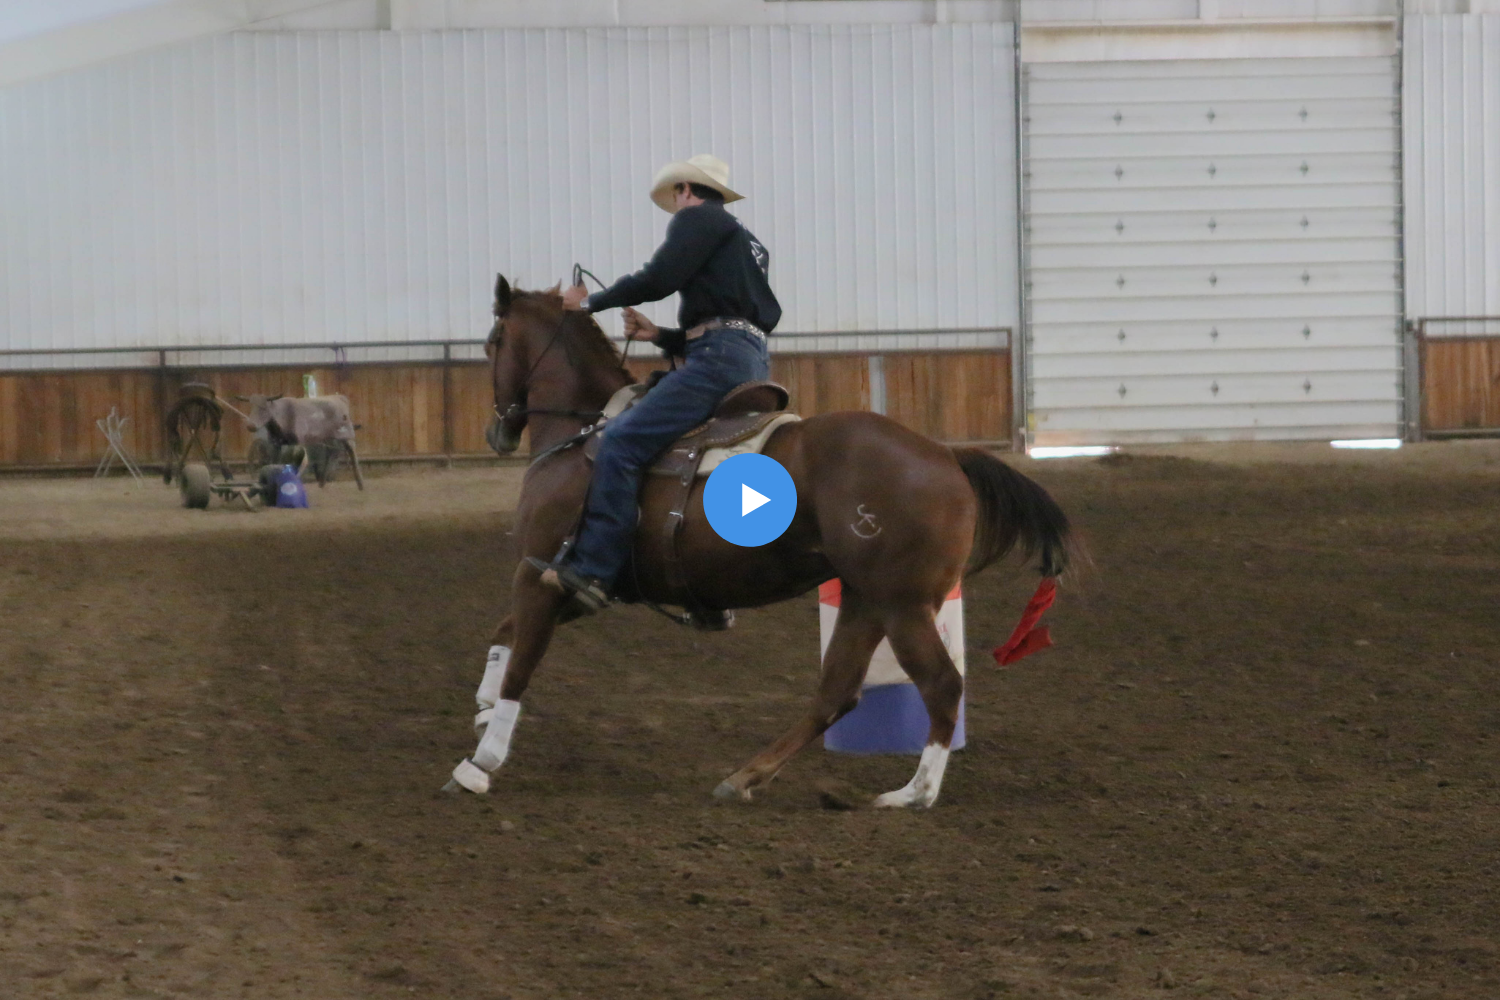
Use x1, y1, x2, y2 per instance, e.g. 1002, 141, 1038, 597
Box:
1404, 14, 1500, 318
1025, 56, 1402, 445
0, 25, 1018, 359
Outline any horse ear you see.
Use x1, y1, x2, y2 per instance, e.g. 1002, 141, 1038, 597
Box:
495, 273, 512, 313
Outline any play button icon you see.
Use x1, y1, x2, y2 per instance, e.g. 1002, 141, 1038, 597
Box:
742, 484, 770, 516
704, 453, 797, 547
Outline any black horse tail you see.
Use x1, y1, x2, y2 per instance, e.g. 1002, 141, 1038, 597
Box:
952, 447, 1078, 578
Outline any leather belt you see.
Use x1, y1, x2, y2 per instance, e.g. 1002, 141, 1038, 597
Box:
685, 317, 766, 341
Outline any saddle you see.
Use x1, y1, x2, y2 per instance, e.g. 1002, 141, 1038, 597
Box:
582, 379, 801, 627
584, 380, 798, 476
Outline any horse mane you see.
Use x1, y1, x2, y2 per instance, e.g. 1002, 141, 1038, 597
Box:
510, 287, 635, 383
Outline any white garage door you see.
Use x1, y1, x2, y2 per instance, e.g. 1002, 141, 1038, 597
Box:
1025, 56, 1402, 446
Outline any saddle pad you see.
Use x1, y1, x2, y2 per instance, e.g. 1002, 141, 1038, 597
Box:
695, 413, 801, 478
602, 383, 647, 421
585, 410, 801, 473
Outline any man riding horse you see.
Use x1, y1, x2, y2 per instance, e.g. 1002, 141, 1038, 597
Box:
538, 154, 779, 621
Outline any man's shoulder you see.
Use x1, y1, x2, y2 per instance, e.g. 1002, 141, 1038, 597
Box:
669, 202, 738, 236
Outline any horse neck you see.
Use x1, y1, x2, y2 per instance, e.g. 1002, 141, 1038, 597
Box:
524, 338, 633, 453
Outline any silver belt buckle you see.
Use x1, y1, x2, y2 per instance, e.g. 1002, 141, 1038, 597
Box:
722, 318, 765, 339
691, 317, 765, 340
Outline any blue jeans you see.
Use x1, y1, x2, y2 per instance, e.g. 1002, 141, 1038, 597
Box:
566, 328, 771, 586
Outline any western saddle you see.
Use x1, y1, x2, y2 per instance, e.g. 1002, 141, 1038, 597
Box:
581, 379, 799, 628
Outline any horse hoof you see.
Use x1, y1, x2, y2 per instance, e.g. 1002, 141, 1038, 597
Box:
449, 758, 492, 795
712, 780, 750, 802
873, 790, 933, 809
440, 778, 463, 794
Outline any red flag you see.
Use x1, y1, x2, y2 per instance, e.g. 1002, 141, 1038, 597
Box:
993, 577, 1058, 666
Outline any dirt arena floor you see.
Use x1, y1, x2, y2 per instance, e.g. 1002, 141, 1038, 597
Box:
3, 441, 1499, 1000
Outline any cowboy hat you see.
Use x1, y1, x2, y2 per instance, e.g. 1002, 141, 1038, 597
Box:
650, 154, 744, 213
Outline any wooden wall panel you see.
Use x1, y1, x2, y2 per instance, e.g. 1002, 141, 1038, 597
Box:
0, 370, 162, 466
771, 356, 870, 417
0, 349, 1011, 469
447, 364, 499, 455
0, 376, 17, 463
1423, 339, 1500, 432
174, 366, 452, 458
885, 352, 1011, 443
334, 367, 446, 456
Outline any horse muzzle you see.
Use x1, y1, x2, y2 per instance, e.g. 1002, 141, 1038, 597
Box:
485, 412, 522, 455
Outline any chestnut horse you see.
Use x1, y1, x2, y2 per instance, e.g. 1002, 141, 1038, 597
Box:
450, 275, 1076, 808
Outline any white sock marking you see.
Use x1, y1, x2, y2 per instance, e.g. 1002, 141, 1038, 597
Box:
873, 743, 951, 809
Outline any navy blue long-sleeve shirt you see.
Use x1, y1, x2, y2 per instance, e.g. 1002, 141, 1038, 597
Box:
584, 201, 781, 355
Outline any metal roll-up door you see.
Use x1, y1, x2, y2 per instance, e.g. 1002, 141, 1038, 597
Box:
1024, 56, 1401, 445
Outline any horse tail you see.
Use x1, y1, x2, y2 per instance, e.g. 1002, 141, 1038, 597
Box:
952, 447, 1077, 578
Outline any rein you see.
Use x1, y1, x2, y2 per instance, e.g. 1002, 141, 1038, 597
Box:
572, 262, 635, 367
525, 423, 604, 466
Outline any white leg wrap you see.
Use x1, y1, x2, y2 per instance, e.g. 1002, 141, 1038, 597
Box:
873, 743, 951, 809
474, 645, 511, 733
451, 757, 491, 794
471, 699, 521, 772
476, 646, 511, 709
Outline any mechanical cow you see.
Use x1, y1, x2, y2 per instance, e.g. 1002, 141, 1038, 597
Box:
238, 393, 365, 490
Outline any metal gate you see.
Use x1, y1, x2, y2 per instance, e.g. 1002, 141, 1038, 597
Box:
1024, 56, 1402, 445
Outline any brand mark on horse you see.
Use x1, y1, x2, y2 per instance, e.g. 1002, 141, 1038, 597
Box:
850, 504, 882, 539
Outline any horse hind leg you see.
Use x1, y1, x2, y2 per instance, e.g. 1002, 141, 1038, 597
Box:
714, 591, 885, 802
872, 605, 964, 809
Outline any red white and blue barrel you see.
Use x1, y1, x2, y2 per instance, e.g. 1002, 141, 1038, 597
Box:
821, 579, 967, 755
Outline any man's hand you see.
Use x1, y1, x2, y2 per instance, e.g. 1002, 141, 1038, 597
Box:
561, 283, 589, 310
622, 307, 658, 342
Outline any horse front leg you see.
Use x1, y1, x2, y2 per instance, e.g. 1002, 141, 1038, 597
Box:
469, 615, 516, 737
445, 566, 565, 794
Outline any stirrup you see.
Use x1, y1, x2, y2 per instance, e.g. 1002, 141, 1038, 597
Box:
527, 557, 610, 613
689, 609, 735, 632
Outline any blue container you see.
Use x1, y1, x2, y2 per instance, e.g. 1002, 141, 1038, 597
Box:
818, 579, 968, 755
824, 683, 966, 755
272, 465, 309, 508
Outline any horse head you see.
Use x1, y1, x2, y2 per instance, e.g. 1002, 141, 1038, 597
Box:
483, 273, 631, 457
484, 273, 531, 454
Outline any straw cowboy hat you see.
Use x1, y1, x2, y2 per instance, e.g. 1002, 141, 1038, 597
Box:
650, 154, 744, 213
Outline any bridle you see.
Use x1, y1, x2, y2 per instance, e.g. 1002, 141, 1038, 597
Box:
487, 265, 619, 434
489, 313, 603, 429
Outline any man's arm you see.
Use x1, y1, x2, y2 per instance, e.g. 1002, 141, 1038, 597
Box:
587, 207, 733, 312
623, 307, 686, 358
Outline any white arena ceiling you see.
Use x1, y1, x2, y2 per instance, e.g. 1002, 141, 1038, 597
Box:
0, 1, 345, 86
